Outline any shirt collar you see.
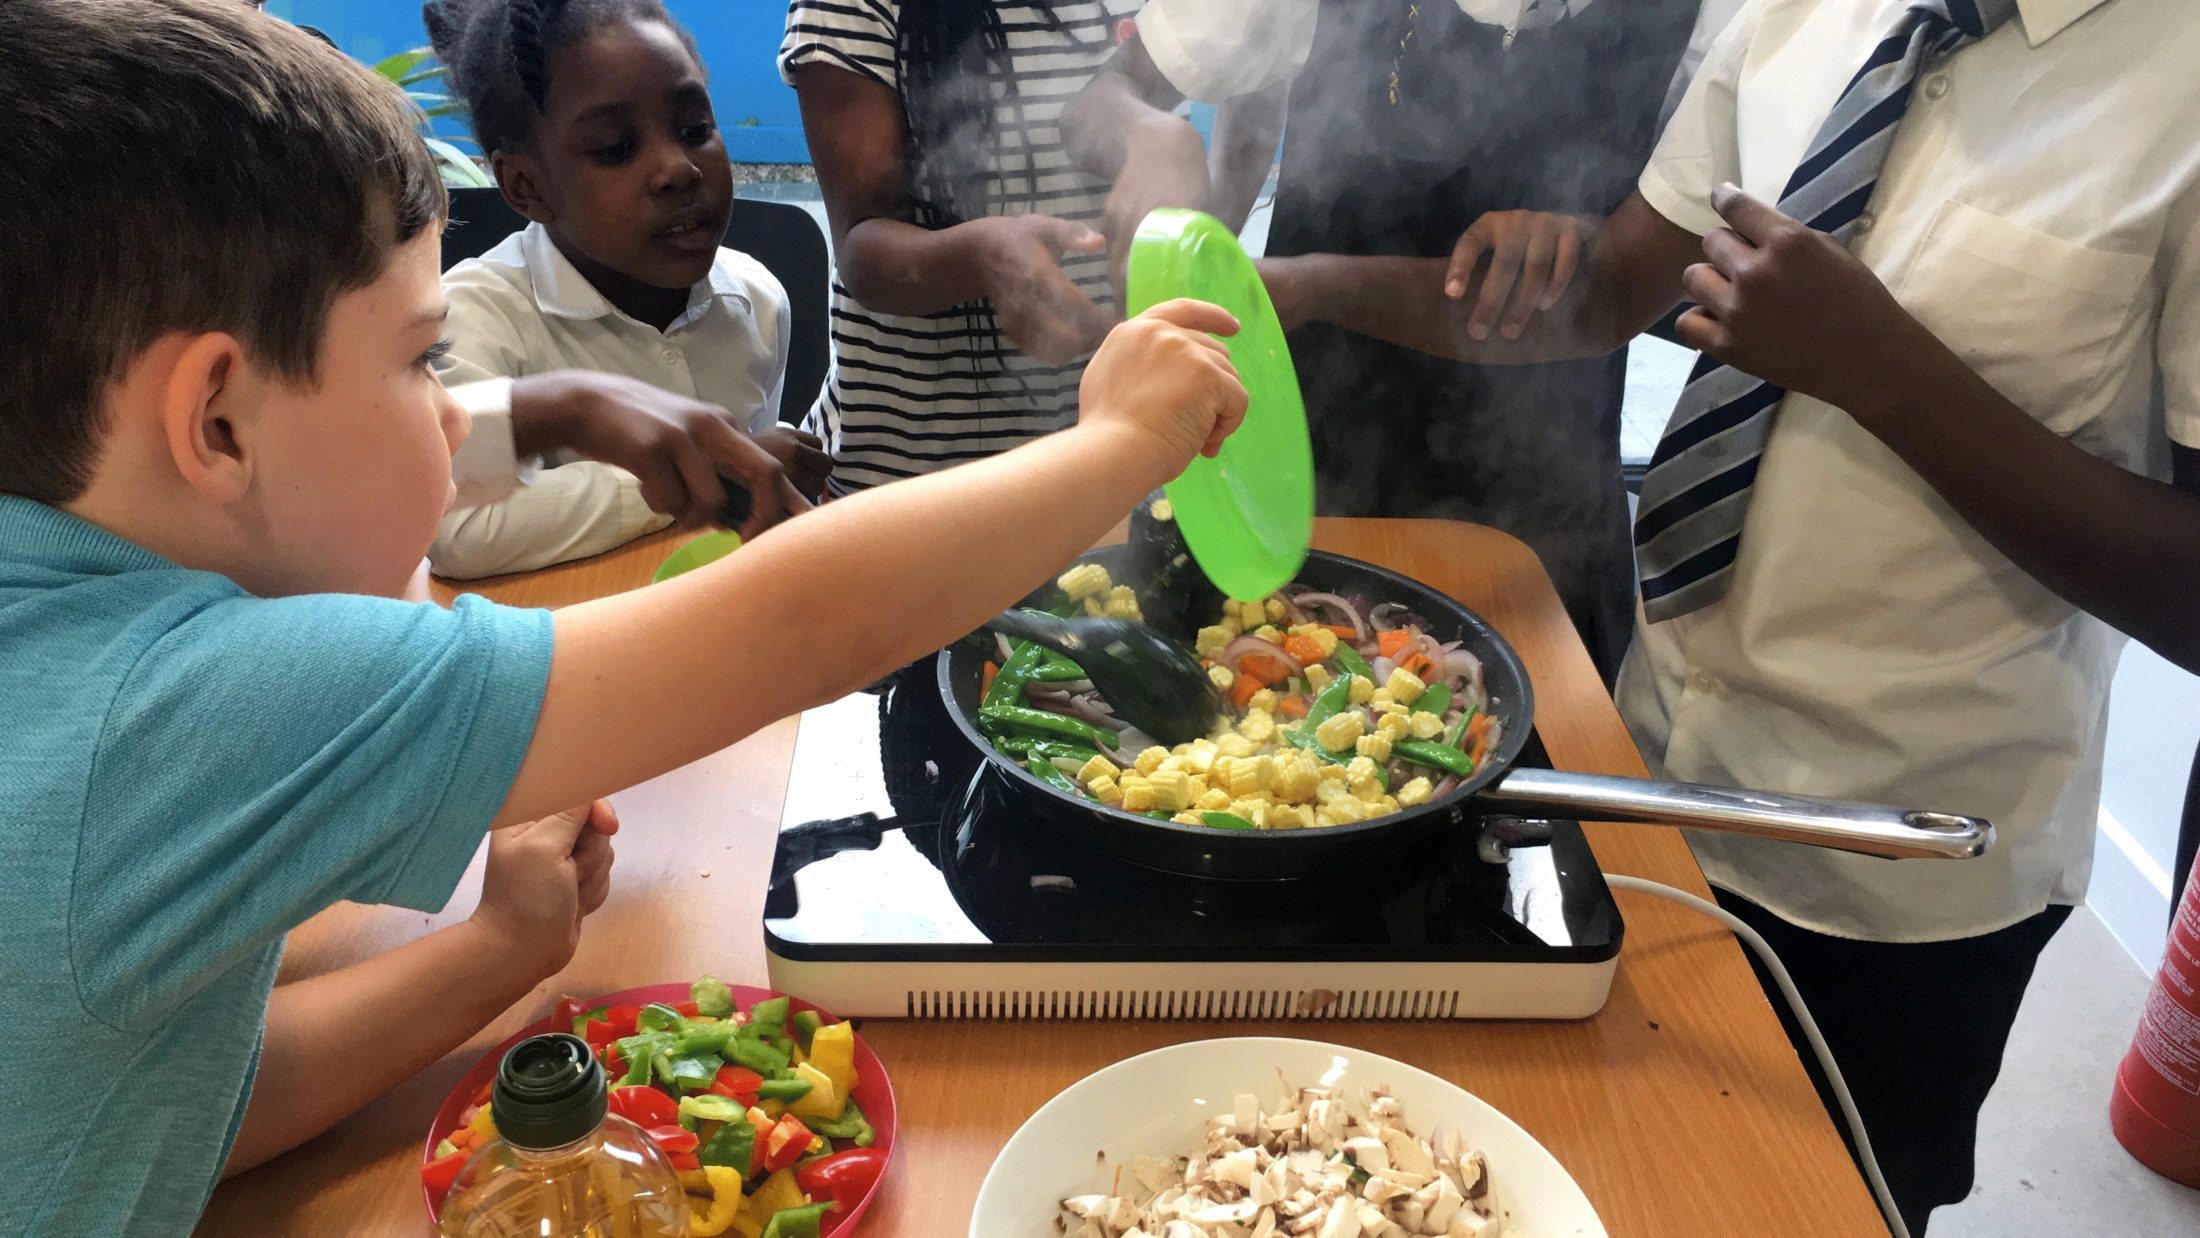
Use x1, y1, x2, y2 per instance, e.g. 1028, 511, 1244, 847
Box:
0, 495, 175, 577
517, 221, 751, 325
2017, 0, 2115, 45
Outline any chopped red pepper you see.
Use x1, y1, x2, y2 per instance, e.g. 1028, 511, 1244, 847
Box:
607, 1085, 680, 1130
708, 1065, 763, 1106
580, 1017, 618, 1050
796, 1147, 889, 1214
646, 1125, 700, 1154
760, 1114, 815, 1173
421, 1147, 469, 1198
673, 1000, 703, 1018
601, 1004, 641, 1038
666, 1150, 701, 1172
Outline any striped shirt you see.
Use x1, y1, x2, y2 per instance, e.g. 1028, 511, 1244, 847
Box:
780, 0, 1137, 494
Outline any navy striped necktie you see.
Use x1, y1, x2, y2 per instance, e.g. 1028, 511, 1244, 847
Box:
1633, 0, 2020, 624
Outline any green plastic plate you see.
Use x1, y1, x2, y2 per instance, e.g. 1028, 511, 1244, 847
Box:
652, 530, 742, 583
1125, 208, 1313, 601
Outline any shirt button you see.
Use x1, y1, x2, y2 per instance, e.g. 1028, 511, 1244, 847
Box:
1923, 74, 1950, 100
1854, 210, 1875, 234
1689, 670, 1720, 695
661, 348, 679, 364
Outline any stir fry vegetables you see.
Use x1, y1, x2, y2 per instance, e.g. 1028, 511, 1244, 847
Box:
1060, 1069, 1508, 1237
987, 565, 1502, 831
426, 980, 882, 1238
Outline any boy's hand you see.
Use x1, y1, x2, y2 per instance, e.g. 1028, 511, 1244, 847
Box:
1102, 115, 1213, 297
1676, 185, 1924, 421
1444, 211, 1595, 341
1078, 300, 1250, 471
472, 800, 617, 980
754, 425, 834, 502
508, 371, 814, 542
974, 214, 1118, 366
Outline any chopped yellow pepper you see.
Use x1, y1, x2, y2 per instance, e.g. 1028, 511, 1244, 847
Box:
806, 1022, 860, 1113
686, 1164, 745, 1237
743, 1169, 810, 1223
788, 1061, 841, 1120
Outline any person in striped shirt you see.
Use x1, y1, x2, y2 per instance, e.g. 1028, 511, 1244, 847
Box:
781, 1, 1231, 493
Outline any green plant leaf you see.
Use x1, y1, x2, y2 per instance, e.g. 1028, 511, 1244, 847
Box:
424, 137, 492, 188
372, 49, 434, 83
400, 66, 448, 87
422, 103, 467, 120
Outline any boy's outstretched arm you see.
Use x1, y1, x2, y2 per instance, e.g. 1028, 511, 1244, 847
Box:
494, 301, 1249, 827
1257, 191, 1703, 364
222, 804, 615, 1176
1679, 185, 2200, 673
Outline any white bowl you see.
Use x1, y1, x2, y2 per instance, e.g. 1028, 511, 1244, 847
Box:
971, 1036, 1606, 1237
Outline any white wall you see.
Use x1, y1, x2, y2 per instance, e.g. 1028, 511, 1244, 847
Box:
2090, 643, 2199, 968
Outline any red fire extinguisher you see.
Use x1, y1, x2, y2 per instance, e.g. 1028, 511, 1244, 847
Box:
2112, 852, 2200, 1186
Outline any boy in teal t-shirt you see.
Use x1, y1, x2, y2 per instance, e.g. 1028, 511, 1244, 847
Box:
0, 3, 1248, 1233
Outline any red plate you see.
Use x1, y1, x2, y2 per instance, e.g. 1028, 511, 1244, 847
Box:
422, 983, 897, 1233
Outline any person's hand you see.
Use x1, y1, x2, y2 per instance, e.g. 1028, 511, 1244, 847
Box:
471, 800, 618, 980
753, 425, 833, 502
1443, 211, 1596, 341
1077, 299, 1249, 470
1101, 114, 1212, 297
508, 371, 813, 542
971, 214, 1118, 366
1675, 184, 1923, 420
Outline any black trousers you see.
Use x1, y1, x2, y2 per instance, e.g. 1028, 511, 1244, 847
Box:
1715, 890, 2073, 1237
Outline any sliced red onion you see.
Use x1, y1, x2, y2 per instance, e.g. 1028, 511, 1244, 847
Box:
995, 633, 1015, 664
1062, 694, 1129, 731
1432, 774, 1461, 798
1216, 634, 1305, 677
1025, 685, 1071, 705
1370, 655, 1398, 684
1114, 727, 1160, 753
1446, 649, 1484, 696
1292, 591, 1365, 639
1053, 678, 1095, 695
1409, 631, 1447, 673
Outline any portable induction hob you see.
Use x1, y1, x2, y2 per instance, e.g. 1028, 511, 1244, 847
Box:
762, 669, 1622, 1021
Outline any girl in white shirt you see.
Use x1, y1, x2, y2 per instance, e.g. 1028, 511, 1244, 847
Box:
423, 0, 829, 578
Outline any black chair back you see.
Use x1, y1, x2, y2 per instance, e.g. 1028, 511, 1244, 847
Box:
438, 186, 830, 426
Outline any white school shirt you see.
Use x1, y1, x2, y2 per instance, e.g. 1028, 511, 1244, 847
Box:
1136, 0, 1603, 102
1618, 0, 2200, 942
430, 223, 790, 580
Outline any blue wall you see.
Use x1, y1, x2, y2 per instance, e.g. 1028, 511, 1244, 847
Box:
266, 0, 813, 162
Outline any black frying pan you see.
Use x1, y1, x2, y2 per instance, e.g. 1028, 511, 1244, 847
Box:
939, 545, 1994, 880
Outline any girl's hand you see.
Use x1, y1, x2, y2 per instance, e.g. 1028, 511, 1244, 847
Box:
753, 425, 834, 502
973, 214, 1117, 366
1444, 211, 1596, 341
471, 800, 618, 980
1101, 115, 1213, 295
1078, 299, 1249, 470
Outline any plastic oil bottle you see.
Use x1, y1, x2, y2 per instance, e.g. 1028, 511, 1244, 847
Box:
438, 1033, 688, 1238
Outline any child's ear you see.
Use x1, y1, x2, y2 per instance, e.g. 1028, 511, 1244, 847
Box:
157, 333, 257, 505
492, 151, 555, 225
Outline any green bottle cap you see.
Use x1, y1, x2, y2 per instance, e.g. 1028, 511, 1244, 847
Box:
491, 1033, 607, 1151
1125, 208, 1313, 602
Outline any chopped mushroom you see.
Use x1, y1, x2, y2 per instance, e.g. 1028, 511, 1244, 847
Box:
1055, 1075, 1516, 1238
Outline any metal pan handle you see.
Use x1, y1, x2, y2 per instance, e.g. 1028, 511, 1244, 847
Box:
1478, 768, 1994, 860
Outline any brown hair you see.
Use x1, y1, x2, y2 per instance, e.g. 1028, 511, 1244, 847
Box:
0, 0, 446, 503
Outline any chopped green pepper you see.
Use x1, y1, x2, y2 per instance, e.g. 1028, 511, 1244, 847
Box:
569, 1004, 610, 1037
755, 1076, 814, 1102
690, 976, 735, 1019
637, 1003, 686, 1034
1395, 739, 1476, 779
1200, 811, 1259, 831
666, 1052, 721, 1093
1025, 740, 1104, 766
672, 1024, 739, 1056
804, 1097, 872, 1144
725, 1036, 789, 1075
979, 703, 1120, 750
759, 1202, 836, 1238
697, 1119, 755, 1171
678, 1094, 746, 1124
791, 1010, 825, 1053
747, 996, 791, 1041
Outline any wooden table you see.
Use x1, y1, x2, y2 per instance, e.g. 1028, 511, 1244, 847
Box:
199, 519, 1887, 1238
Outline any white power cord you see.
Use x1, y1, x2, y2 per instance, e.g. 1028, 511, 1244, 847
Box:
1604, 874, 1911, 1238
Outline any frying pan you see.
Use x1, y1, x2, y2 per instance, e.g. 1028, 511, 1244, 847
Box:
938, 545, 1994, 880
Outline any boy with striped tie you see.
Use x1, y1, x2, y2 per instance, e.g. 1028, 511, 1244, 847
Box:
1258, 0, 2200, 1229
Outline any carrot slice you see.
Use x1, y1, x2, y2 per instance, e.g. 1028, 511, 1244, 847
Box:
1322, 625, 1358, 640
981, 661, 999, 698
1239, 653, 1291, 687
1376, 630, 1414, 658
1230, 675, 1263, 709
1281, 634, 1326, 665
1277, 695, 1311, 719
